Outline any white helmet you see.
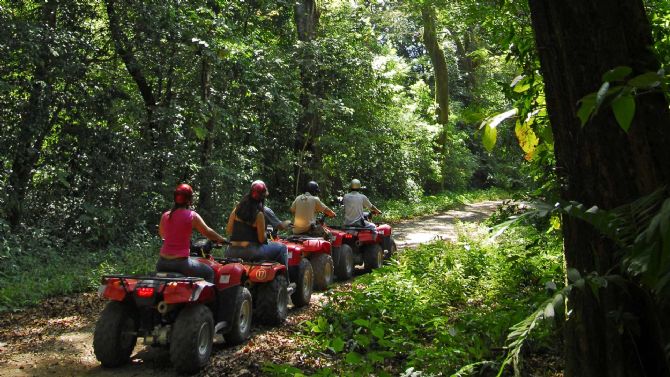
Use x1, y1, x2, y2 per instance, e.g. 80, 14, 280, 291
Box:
350, 179, 362, 190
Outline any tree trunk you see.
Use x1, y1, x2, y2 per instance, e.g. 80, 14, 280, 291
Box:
528, 1, 670, 376
421, 3, 449, 126
454, 28, 476, 106
293, 0, 321, 195
6, 2, 58, 228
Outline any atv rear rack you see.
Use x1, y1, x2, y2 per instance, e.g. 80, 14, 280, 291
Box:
102, 274, 205, 282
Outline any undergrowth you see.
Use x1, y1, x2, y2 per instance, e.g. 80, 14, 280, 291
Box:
264, 222, 564, 376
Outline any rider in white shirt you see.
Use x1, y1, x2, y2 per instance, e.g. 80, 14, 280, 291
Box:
342, 179, 381, 231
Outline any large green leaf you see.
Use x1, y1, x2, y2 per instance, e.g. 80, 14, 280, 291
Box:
577, 93, 597, 126
611, 94, 636, 132
602, 66, 632, 82
628, 72, 663, 88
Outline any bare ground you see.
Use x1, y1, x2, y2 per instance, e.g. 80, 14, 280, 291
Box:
0, 200, 502, 377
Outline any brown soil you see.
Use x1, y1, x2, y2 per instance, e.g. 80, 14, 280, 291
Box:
0, 201, 504, 377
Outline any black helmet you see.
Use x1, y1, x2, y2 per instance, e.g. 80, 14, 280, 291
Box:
306, 181, 320, 195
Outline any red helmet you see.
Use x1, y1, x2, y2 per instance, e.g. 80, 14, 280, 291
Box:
250, 180, 268, 201
174, 184, 193, 205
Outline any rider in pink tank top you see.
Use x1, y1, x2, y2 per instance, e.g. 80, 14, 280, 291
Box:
160, 209, 195, 258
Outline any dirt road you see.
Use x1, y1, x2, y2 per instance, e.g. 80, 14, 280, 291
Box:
0, 200, 501, 377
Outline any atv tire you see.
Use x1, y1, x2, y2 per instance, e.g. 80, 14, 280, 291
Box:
333, 244, 354, 280
255, 274, 289, 325
170, 304, 214, 374
93, 301, 137, 368
225, 287, 253, 345
363, 244, 384, 271
310, 253, 334, 291
291, 258, 313, 308
383, 237, 397, 260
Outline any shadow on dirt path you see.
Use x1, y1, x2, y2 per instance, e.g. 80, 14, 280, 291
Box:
0, 200, 502, 377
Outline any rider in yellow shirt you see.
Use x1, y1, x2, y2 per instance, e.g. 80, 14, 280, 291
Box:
290, 181, 336, 237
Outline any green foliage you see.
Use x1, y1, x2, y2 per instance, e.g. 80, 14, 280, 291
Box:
577, 67, 668, 131
264, 224, 564, 376
0, 222, 156, 311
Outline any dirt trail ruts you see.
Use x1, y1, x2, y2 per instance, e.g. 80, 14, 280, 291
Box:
0, 200, 502, 377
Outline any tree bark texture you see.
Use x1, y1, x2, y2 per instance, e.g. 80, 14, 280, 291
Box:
293, 0, 321, 195
7, 2, 58, 228
421, 4, 449, 126
529, 0, 670, 376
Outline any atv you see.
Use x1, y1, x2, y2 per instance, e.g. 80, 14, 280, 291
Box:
279, 234, 333, 294
93, 239, 290, 374
324, 212, 397, 273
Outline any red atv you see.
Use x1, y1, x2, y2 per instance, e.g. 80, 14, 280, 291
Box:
279, 235, 334, 294
93, 239, 290, 374
324, 212, 397, 274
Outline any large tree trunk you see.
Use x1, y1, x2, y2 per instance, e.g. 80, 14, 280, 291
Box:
293, 0, 320, 195
528, 1, 670, 376
421, 3, 449, 126
6, 2, 58, 228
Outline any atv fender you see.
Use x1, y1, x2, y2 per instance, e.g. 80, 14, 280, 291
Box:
302, 239, 331, 254
285, 244, 303, 266
215, 263, 245, 289
376, 224, 392, 237
163, 280, 215, 304
247, 263, 286, 283
99, 278, 137, 302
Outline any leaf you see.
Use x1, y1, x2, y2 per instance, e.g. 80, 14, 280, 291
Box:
193, 126, 207, 140
611, 95, 635, 132
371, 326, 384, 339
480, 109, 518, 152
510, 75, 525, 88
577, 93, 597, 126
345, 352, 362, 364
482, 122, 497, 152
602, 66, 632, 82
543, 302, 555, 319
513, 82, 531, 93
628, 72, 662, 88
367, 352, 386, 363
330, 337, 345, 353
353, 318, 369, 328
515, 119, 539, 161
596, 82, 610, 107
567, 268, 581, 282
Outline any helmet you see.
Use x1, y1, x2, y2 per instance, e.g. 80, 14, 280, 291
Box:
250, 180, 268, 201
350, 179, 362, 190
306, 181, 320, 195
174, 184, 194, 205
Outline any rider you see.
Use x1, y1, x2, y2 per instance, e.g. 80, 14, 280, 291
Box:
157, 184, 226, 283
225, 180, 289, 271
343, 179, 381, 231
290, 181, 336, 238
